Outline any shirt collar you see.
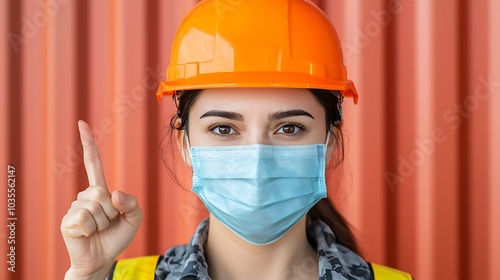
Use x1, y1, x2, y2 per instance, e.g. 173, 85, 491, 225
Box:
157, 218, 371, 280
311, 219, 372, 279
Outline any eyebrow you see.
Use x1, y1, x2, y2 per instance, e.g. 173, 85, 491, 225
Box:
270, 110, 314, 120
199, 109, 314, 121
200, 110, 244, 121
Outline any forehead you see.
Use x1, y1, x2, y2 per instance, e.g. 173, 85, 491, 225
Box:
192, 88, 323, 112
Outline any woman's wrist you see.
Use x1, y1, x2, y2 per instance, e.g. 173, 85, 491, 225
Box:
65, 267, 110, 280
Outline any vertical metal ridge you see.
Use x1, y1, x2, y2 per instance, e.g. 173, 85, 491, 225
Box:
145, 0, 161, 254
6, 1, 23, 279
73, 0, 90, 211
75, 1, 90, 123
383, 0, 398, 268
457, 0, 470, 278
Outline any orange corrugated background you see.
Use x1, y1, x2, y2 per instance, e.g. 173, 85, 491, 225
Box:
1, 0, 499, 279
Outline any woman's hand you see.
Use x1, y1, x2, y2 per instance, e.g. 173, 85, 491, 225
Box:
60, 121, 143, 279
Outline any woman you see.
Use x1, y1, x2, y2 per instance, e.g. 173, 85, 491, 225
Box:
61, 0, 413, 279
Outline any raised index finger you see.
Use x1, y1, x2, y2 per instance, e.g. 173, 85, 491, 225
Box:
78, 120, 107, 188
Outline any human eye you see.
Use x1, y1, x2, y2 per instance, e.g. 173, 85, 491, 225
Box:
275, 122, 305, 136
208, 123, 238, 137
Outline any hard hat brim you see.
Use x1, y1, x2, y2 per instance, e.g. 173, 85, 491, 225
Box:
156, 72, 358, 104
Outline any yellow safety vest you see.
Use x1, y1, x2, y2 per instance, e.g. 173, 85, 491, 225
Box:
109, 255, 413, 279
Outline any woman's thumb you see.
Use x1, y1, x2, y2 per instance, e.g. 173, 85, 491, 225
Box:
111, 190, 143, 228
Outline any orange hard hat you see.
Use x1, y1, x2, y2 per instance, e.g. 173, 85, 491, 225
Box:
156, 0, 358, 104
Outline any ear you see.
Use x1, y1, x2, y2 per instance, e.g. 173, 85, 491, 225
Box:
174, 121, 184, 149
174, 121, 193, 167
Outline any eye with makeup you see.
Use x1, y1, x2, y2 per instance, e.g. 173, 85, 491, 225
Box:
274, 122, 306, 137
208, 123, 239, 137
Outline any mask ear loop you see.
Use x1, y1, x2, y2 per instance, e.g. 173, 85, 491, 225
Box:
325, 130, 331, 147
182, 133, 192, 163
322, 127, 333, 158
174, 91, 191, 162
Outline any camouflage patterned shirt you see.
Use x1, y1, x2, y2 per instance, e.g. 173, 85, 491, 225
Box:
155, 218, 372, 280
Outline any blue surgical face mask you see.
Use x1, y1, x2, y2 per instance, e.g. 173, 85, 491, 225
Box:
187, 135, 329, 245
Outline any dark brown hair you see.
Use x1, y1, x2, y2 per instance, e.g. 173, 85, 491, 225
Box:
166, 88, 361, 255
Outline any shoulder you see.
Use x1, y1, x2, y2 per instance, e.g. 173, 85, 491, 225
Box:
107, 244, 192, 280
310, 219, 413, 280
107, 255, 163, 280
108, 241, 208, 280
369, 263, 413, 280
